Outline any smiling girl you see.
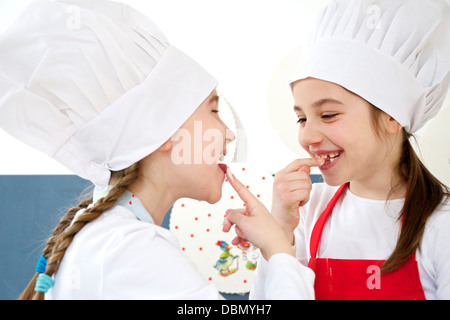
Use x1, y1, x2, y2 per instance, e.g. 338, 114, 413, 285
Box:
249, 0, 450, 300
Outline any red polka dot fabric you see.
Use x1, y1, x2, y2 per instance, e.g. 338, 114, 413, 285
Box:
170, 163, 274, 294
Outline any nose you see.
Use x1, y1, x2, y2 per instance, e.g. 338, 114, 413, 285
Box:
298, 120, 324, 150
225, 127, 236, 145
220, 120, 236, 156
223, 125, 235, 157
218, 116, 235, 145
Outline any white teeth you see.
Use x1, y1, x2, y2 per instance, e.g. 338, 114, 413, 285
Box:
331, 152, 340, 158
312, 152, 340, 160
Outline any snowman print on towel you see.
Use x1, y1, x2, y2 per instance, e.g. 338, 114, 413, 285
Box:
213, 241, 260, 277
214, 241, 239, 277
170, 163, 274, 294
237, 242, 259, 271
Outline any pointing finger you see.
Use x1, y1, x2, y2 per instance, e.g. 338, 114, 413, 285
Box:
226, 168, 259, 207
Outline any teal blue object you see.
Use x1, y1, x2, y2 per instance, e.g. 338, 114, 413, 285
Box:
35, 274, 54, 293
2, 174, 323, 300
35, 255, 47, 273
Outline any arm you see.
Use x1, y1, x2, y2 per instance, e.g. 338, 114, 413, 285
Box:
271, 158, 324, 244
222, 167, 315, 300
420, 207, 450, 299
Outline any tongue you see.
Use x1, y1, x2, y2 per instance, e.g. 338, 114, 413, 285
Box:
218, 164, 227, 174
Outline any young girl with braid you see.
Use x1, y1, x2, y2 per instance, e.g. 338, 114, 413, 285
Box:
0, 0, 314, 300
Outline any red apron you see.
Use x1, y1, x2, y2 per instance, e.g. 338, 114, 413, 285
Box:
308, 183, 426, 300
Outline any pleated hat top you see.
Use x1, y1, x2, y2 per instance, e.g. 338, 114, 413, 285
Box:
291, 0, 450, 133
0, 0, 217, 187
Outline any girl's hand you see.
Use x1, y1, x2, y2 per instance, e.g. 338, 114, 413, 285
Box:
271, 158, 324, 244
222, 168, 294, 261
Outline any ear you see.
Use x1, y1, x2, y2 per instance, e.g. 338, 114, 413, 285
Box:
157, 139, 172, 152
381, 113, 403, 135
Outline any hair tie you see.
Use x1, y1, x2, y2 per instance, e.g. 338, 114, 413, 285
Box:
35, 255, 47, 273
35, 273, 54, 293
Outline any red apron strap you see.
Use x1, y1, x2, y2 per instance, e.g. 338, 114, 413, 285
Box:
307, 183, 425, 299
309, 183, 348, 263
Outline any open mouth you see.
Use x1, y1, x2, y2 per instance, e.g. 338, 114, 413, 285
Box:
218, 163, 227, 174
218, 153, 228, 174
312, 151, 341, 167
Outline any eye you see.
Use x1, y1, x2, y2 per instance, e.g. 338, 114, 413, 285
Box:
212, 110, 220, 114
297, 117, 306, 124
322, 113, 338, 120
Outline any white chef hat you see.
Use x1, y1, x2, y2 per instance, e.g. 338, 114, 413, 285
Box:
0, 0, 218, 188
291, 0, 450, 134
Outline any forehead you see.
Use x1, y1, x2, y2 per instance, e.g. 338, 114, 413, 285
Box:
293, 78, 366, 111
294, 78, 345, 98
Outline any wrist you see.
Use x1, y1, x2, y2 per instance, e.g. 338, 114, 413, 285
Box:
273, 212, 297, 242
261, 236, 295, 261
263, 244, 295, 261
284, 230, 295, 246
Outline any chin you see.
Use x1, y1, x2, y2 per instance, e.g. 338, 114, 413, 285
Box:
189, 186, 223, 204
321, 174, 347, 187
205, 188, 222, 204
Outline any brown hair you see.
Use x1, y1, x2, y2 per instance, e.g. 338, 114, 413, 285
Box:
19, 163, 139, 300
369, 105, 450, 273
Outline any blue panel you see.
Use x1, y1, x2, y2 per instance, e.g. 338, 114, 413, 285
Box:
0, 175, 92, 300
0, 174, 323, 300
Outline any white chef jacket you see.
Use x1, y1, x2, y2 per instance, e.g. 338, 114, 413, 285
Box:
251, 183, 450, 300
46, 190, 315, 300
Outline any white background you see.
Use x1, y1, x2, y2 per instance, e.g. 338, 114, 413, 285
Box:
0, 0, 449, 185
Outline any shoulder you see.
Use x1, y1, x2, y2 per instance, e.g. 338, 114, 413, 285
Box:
68, 205, 219, 299
423, 201, 450, 237
419, 201, 450, 299
98, 207, 218, 299
92, 205, 179, 250
75, 205, 158, 241
300, 182, 340, 228
305, 182, 340, 215
68, 205, 184, 268
420, 201, 450, 262
310, 182, 340, 202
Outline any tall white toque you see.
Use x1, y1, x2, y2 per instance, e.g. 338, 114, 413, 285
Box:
0, 0, 218, 187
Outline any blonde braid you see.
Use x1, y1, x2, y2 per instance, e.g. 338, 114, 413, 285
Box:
19, 163, 139, 300
18, 198, 92, 300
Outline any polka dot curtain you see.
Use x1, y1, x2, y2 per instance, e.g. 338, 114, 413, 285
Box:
170, 163, 274, 294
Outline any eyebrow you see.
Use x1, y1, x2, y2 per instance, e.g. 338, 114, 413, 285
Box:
294, 98, 344, 112
209, 94, 220, 105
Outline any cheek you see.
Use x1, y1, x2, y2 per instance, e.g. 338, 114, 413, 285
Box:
297, 123, 347, 150
340, 124, 381, 165
202, 123, 225, 159
297, 127, 310, 151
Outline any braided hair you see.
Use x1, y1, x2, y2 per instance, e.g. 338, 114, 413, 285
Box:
19, 163, 139, 300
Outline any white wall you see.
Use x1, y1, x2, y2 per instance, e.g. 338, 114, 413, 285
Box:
0, 0, 449, 185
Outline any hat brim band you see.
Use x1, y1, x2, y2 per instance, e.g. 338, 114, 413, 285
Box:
291, 37, 425, 133
54, 45, 218, 187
